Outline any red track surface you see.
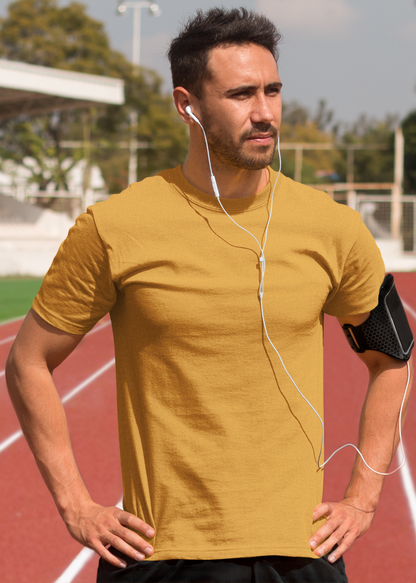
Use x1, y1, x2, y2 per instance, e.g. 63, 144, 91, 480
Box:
0, 274, 415, 582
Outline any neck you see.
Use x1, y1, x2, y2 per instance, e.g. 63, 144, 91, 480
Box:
182, 149, 270, 200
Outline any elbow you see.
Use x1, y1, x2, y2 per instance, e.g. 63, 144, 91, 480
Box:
5, 341, 38, 395
5, 343, 22, 395
362, 350, 411, 380
6, 343, 16, 378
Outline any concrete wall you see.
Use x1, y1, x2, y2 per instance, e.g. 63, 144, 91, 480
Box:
0, 194, 74, 276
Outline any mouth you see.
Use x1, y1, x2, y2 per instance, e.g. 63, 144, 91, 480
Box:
246, 134, 274, 145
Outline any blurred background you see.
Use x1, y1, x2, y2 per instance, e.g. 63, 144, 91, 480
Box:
1, 2, 416, 582
1, 0, 416, 305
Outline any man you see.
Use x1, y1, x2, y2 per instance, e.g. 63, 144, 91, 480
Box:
6, 7, 412, 583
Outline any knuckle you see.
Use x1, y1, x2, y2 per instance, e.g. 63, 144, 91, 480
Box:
348, 526, 361, 540
331, 531, 344, 545
117, 526, 136, 544
342, 529, 358, 546
108, 535, 120, 547
122, 513, 135, 527
95, 522, 112, 538
338, 538, 352, 553
83, 532, 97, 546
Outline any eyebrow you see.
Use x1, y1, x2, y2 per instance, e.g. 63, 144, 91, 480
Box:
223, 82, 283, 96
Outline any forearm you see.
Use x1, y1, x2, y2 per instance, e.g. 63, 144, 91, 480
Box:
6, 311, 155, 567
6, 355, 91, 518
310, 355, 413, 561
344, 357, 413, 509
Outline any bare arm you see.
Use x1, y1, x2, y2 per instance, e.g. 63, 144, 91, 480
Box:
6, 309, 155, 568
309, 312, 413, 562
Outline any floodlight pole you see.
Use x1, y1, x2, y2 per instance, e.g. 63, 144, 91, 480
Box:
117, 1, 160, 184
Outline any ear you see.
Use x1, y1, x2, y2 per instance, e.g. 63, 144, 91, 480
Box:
173, 87, 196, 125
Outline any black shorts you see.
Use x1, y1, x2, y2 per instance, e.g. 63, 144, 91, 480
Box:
97, 549, 348, 583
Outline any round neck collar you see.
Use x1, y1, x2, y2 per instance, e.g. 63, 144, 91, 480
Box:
165, 165, 279, 214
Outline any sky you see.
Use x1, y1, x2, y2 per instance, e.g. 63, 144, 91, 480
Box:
0, 0, 416, 125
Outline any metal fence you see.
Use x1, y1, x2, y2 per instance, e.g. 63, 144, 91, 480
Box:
333, 193, 416, 254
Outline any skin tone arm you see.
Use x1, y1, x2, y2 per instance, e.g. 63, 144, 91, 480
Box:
309, 311, 413, 563
8, 308, 412, 566
6, 309, 155, 569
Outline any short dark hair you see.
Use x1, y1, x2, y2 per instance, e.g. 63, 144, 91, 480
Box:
167, 7, 282, 98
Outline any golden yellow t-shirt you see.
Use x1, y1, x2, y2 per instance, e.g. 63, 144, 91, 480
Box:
33, 166, 385, 560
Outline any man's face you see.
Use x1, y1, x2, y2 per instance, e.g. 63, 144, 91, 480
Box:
197, 43, 282, 170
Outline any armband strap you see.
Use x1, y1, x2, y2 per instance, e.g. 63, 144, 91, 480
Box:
342, 274, 414, 361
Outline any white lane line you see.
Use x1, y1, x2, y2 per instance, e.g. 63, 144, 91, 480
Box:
0, 320, 112, 381
0, 429, 23, 453
403, 299, 416, 322
54, 547, 96, 583
54, 498, 123, 583
398, 444, 416, 540
0, 315, 24, 327
0, 358, 115, 454
0, 335, 16, 347
398, 301, 416, 538
61, 358, 115, 404
87, 320, 112, 335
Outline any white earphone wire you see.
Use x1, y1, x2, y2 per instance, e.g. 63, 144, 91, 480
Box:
190, 106, 408, 476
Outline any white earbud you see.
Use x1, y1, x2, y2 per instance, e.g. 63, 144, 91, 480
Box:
184, 105, 220, 199
185, 105, 201, 124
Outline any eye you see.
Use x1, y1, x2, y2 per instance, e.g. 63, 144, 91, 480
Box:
232, 90, 250, 99
267, 87, 281, 96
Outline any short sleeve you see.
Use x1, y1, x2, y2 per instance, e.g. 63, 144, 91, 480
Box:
324, 219, 385, 318
32, 209, 117, 334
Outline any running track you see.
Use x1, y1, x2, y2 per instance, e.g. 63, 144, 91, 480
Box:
0, 272, 415, 582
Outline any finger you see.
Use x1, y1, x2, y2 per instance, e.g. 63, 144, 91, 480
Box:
118, 510, 155, 538
108, 524, 155, 558
327, 531, 357, 563
313, 513, 362, 559
90, 539, 130, 569
86, 524, 153, 565
312, 502, 332, 522
309, 515, 344, 550
80, 507, 154, 561
313, 528, 347, 558
104, 531, 151, 562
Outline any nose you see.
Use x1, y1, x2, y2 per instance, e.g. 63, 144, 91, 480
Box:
251, 93, 275, 125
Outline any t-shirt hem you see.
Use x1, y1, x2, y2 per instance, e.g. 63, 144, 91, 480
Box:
147, 546, 318, 561
324, 299, 380, 319
32, 300, 92, 335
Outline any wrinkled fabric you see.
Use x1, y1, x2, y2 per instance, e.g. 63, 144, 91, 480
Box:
34, 167, 384, 560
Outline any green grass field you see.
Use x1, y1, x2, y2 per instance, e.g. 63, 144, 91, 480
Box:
0, 278, 43, 322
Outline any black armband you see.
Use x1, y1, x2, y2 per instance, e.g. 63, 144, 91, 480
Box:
342, 274, 414, 361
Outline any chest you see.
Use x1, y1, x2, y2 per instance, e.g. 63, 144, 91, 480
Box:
111, 211, 334, 340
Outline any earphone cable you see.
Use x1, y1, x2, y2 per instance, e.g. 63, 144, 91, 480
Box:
192, 109, 408, 476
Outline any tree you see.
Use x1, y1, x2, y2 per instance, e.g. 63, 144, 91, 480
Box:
0, 0, 129, 74
273, 100, 341, 184
334, 114, 397, 186
0, 0, 188, 209
272, 99, 398, 187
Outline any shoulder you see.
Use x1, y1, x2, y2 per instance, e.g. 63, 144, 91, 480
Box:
276, 173, 363, 234
94, 171, 176, 213
279, 174, 351, 212
87, 166, 183, 234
